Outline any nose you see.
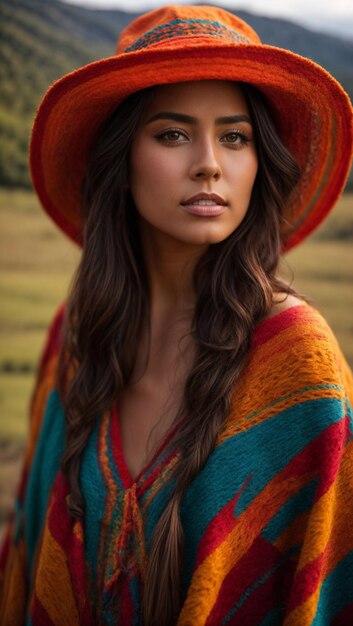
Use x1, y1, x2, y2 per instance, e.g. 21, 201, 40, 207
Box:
189, 138, 222, 181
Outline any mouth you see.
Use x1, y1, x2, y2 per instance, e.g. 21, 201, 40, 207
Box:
180, 192, 227, 217
181, 192, 227, 206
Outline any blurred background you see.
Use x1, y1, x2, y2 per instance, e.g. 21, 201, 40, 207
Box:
0, 0, 352, 535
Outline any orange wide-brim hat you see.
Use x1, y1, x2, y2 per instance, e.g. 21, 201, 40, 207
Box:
30, 4, 353, 250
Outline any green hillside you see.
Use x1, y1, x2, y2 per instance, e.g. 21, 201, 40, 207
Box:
1, 0, 352, 188
0, 0, 117, 187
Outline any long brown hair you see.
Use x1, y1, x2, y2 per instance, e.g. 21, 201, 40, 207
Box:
58, 82, 301, 625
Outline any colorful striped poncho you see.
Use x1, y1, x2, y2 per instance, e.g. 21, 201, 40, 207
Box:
1, 302, 353, 625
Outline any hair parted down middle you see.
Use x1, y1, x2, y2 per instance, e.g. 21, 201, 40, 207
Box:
57, 82, 301, 625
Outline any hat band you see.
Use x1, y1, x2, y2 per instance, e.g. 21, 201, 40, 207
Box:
124, 18, 251, 53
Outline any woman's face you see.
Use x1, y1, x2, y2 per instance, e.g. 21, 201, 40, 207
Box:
129, 80, 258, 249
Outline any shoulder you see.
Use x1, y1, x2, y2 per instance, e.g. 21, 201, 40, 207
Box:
220, 302, 352, 442
252, 298, 348, 381
266, 293, 303, 319
226, 300, 353, 429
253, 296, 339, 360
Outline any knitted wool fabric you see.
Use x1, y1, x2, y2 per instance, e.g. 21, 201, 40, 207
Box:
1, 303, 353, 625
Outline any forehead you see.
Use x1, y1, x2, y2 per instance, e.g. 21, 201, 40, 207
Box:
145, 80, 249, 116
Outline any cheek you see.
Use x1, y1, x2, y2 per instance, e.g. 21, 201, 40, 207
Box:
245, 162, 258, 201
247, 153, 258, 187
130, 142, 181, 199
226, 152, 258, 197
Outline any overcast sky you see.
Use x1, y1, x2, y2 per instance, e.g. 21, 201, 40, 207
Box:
63, 0, 353, 38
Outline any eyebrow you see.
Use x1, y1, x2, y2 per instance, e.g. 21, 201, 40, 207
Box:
145, 111, 252, 125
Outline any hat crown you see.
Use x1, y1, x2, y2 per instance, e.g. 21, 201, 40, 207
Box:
116, 4, 261, 54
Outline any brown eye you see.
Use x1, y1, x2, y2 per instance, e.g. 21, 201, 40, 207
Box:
156, 130, 188, 143
221, 131, 250, 147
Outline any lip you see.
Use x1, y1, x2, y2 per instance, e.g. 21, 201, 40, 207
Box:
180, 192, 227, 217
181, 192, 227, 206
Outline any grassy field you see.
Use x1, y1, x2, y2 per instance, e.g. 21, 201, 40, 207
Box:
0, 189, 352, 441
0, 189, 80, 440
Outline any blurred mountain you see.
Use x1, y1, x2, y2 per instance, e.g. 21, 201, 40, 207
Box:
1, 0, 352, 187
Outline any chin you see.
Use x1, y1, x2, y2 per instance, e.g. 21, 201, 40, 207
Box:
183, 226, 237, 246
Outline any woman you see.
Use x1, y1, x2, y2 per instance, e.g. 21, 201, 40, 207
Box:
1, 5, 353, 626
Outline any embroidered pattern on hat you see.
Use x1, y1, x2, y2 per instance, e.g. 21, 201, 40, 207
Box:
124, 18, 251, 52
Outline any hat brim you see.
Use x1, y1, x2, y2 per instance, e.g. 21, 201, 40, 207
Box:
30, 43, 353, 250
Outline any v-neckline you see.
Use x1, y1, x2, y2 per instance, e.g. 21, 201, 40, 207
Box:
108, 305, 307, 492
110, 403, 180, 490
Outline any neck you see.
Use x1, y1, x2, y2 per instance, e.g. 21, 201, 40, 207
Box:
139, 218, 207, 321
